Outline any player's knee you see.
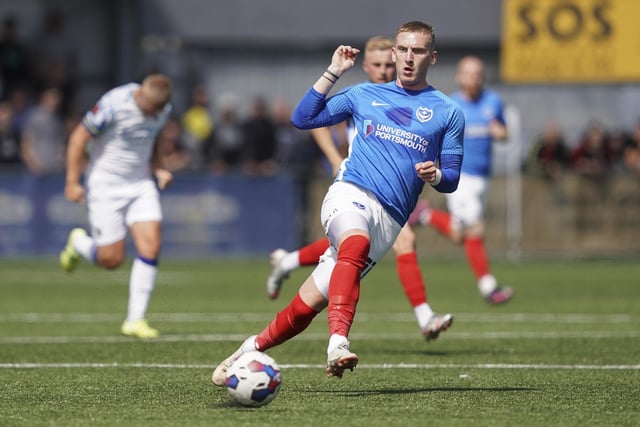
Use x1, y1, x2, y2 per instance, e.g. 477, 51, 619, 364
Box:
446, 228, 462, 244
337, 234, 370, 269
393, 229, 416, 255
97, 251, 125, 269
103, 257, 124, 270
466, 223, 485, 238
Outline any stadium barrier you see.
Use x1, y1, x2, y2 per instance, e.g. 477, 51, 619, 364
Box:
0, 172, 303, 257
1, 172, 639, 258
305, 174, 640, 259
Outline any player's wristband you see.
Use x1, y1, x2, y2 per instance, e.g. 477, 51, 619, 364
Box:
325, 69, 340, 80
322, 73, 337, 84
429, 169, 442, 187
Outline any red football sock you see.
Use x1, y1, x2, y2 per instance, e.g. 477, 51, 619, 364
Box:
429, 209, 452, 237
298, 238, 330, 266
328, 235, 370, 338
396, 252, 428, 307
464, 237, 490, 279
255, 292, 319, 351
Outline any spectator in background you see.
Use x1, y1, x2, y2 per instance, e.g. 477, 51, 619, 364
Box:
7, 86, 34, 137
525, 121, 570, 181
31, 7, 78, 118
272, 97, 316, 174
0, 16, 32, 100
242, 96, 278, 176
181, 84, 213, 170
157, 116, 189, 172
606, 128, 632, 175
209, 95, 244, 175
623, 120, 640, 176
0, 101, 21, 166
20, 87, 65, 175
571, 120, 610, 177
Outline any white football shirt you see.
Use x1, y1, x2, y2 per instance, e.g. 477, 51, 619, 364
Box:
82, 83, 171, 187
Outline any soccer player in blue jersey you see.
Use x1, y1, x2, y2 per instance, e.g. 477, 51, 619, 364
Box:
266, 35, 453, 342
211, 21, 464, 383
409, 56, 513, 304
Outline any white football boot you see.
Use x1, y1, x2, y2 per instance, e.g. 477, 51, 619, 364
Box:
265, 249, 290, 299
211, 335, 257, 386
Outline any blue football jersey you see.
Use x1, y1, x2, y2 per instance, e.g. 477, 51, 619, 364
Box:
292, 81, 464, 225
450, 89, 505, 177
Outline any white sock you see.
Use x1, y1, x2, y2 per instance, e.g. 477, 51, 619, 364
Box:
280, 250, 301, 272
327, 334, 349, 355
478, 274, 498, 297
126, 257, 157, 322
413, 303, 434, 330
73, 233, 96, 263
420, 209, 432, 225
241, 335, 258, 353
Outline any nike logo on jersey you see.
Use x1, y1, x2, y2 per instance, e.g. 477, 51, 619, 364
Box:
371, 101, 389, 107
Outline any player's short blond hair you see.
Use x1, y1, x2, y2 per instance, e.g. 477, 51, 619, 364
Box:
365, 36, 394, 53
140, 74, 173, 107
396, 21, 436, 51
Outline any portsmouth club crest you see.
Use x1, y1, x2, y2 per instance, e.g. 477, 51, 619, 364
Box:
363, 119, 375, 137
416, 106, 433, 123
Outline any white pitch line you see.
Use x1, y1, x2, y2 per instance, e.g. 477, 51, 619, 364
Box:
1, 330, 639, 345
0, 312, 636, 324
0, 362, 638, 370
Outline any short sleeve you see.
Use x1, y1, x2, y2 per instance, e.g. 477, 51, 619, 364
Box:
82, 97, 114, 136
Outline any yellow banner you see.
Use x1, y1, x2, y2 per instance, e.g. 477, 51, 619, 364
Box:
501, 0, 640, 82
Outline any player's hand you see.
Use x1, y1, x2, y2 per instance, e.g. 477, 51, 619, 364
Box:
489, 119, 508, 140
64, 182, 85, 203
415, 161, 438, 183
328, 45, 360, 76
154, 168, 173, 190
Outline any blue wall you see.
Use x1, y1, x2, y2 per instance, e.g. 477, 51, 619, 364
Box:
0, 172, 303, 257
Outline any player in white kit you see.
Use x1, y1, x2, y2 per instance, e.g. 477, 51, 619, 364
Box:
60, 74, 173, 339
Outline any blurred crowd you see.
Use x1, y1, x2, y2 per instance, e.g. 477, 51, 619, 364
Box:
0, 9, 79, 176
2, 9, 640, 182
524, 119, 640, 181
156, 89, 327, 178
0, 9, 329, 178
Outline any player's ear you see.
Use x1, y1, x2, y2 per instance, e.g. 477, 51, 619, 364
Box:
391, 47, 397, 63
431, 50, 438, 65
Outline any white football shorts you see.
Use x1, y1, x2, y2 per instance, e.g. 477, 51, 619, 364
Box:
311, 181, 402, 299
86, 179, 162, 246
445, 172, 488, 228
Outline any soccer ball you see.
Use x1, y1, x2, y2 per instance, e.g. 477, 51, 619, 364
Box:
225, 351, 282, 407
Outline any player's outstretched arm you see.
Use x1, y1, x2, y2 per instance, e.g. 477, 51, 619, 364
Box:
291, 45, 360, 130
311, 45, 360, 95
64, 124, 91, 203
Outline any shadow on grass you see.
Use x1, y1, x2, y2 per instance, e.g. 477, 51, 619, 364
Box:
382, 348, 503, 357
327, 386, 536, 396
213, 387, 536, 409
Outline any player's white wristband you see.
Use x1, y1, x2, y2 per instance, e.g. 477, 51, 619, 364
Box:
429, 169, 442, 187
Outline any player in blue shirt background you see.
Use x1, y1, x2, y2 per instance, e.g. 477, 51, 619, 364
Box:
211, 21, 464, 384
409, 56, 513, 305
